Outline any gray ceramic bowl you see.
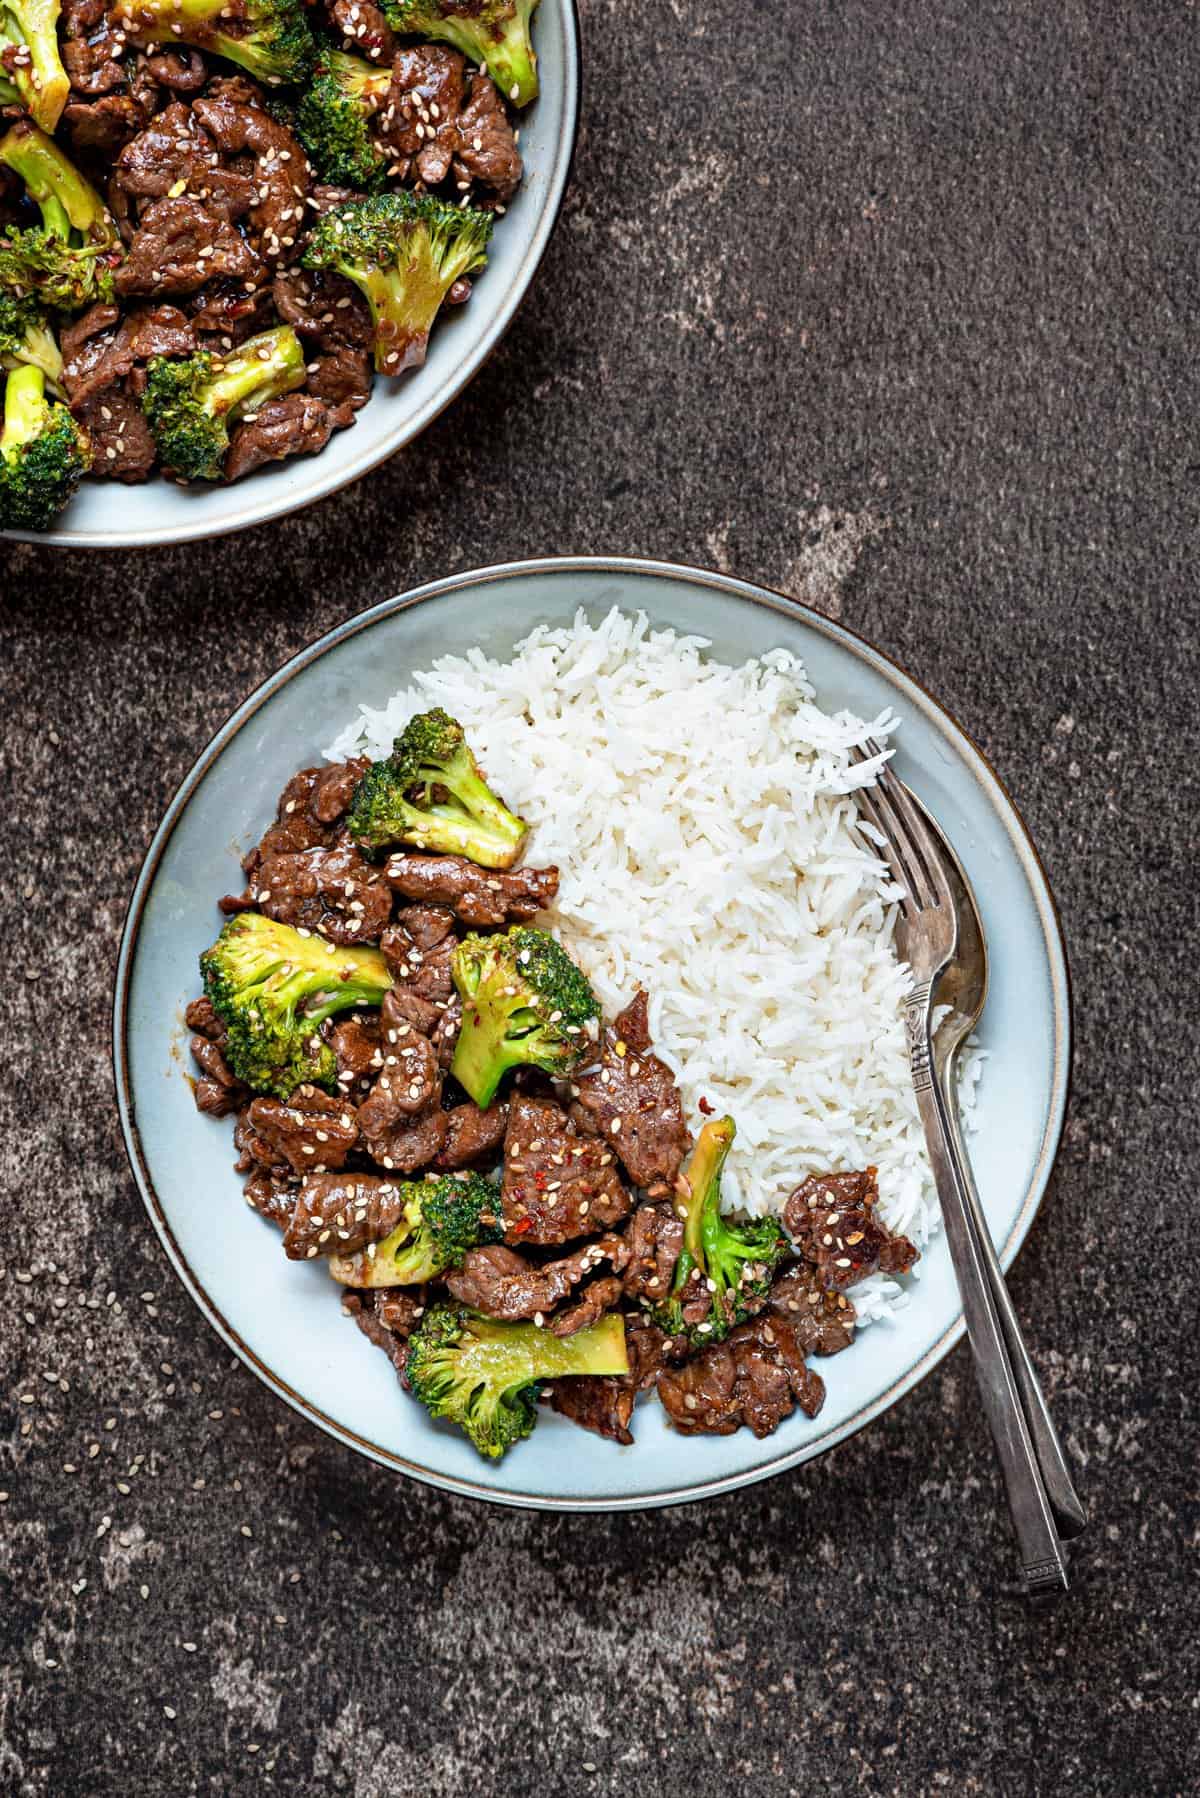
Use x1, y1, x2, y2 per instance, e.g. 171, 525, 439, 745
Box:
114, 559, 1071, 1510
4, 3, 579, 550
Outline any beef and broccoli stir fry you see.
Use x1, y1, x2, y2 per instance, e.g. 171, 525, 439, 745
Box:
186, 708, 920, 1461
0, 0, 538, 529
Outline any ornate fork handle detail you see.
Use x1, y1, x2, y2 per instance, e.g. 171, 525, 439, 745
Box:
903, 982, 936, 1091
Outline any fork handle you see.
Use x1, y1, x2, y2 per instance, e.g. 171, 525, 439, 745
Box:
939, 1057, 1087, 1540
906, 990, 1070, 1597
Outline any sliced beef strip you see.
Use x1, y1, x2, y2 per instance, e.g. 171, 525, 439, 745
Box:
546, 1275, 625, 1339
224, 394, 337, 483
432, 1100, 508, 1170
113, 195, 264, 297
360, 1103, 448, 1176
327, 0, 394, 61
548, 1315, 669, 1446
231, 842, 392, 944
657, 1313, 826, 1439
379, 982, 440, 1044
375, 43, 466, 186
305, 343, 372, 416
144, 48, 209, 92
190, 1034, 247, 1117
330, 1014, 383, 1099
243, 759, 370, 873
62, 24, 128, 95
245, 1087, 359, 1175
783, 1168, 918, 1291
431, 996, 462, 1069
191, 90, 311, 267
443, 1235, 626, 1322
619, 1201, 684, 1304
234, 1107, 288, 1174
379, 911, 455, 1007
767, 1262, 856, 1358
383, 852, 558, 926
188, 279, 275, 344
271, 267, 373, 352
75, 388, 157, 481
282, 1171, 407, 1260
64, 94, 157, 158
243, 1168, 296, 1230
63, 304, 194, 411
244, 1078, 356, 1179
356, 1029, 440, 1133
450, 74, 523, 201
569, 990, 689, 1196
116, 103, 258, 219
500, 1093, 633, 1247
184, 995, 224, 1041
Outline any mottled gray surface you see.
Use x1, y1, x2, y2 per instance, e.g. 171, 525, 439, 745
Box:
1, 1, 1197, 1791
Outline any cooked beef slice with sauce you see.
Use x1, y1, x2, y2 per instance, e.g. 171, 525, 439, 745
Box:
374, 48, 522, 201
360, 1097, 448, 1175
356, 1028, 441, 1130
75, 387, 158, 481
657, 1313, 826, 1439
243, 1169, 296, 1230
190, 87, 311, 267
239, 761, 369, 875
569, 990, 689, 1194
501, 1094, 633, 1246
767, 1262, 856, 1357
378, 912, 456, 1008
443, 1235, 627, 1322
233, 1107, 288, 1174
383, 852, 559, 926
231, 842, 393, 943
114, 195, 265, 296
282, 1171, 408, 1261
224, 394, 340, 482
783, 1168, 918, 1290
432, 1099, 508, 1170
341, 1290, 418, 1377
189, 1034, 247, 1117
329, 1014, 383, 1098
326, 0, 394, 60
619, 1201, 684, 1304
245, 1088, 359, 1175
546, 1275, 625, 1339
115, 102, 256, 218
184, 995, 225, 1041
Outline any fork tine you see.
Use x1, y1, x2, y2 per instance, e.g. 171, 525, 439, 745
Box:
866, 738, 955, 911
851, 781, 917, 912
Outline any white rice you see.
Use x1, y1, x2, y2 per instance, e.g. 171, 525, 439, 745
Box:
327, 608, 983, 1325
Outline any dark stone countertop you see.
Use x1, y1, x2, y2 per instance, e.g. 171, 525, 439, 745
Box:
1, 2, 1197, 1791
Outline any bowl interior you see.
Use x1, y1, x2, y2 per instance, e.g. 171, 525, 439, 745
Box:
8, 3, 578, 550
116, 560, 1070, 1509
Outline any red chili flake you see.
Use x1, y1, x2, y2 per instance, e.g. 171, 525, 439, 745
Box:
512, 1217, 532, 1236
698, 1096, 714, 1116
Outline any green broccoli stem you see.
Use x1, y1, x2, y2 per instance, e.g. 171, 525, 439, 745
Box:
449, 1007, 524, 1111
1, 361, 46, 451
4, 0, 69, 133
208, 330, 305, 421
677, 1116, 736, 1288
469, 1311, 629, 1387
435, 1, 539, 108
0, 121, 113, 246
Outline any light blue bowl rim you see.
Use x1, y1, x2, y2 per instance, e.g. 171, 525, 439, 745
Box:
112, 557, 1073, 1510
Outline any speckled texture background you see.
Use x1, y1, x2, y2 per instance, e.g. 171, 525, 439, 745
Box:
2, 0, 1198, 1791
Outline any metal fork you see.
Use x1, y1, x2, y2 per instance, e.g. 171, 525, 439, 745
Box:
851, 741, 1079, 1598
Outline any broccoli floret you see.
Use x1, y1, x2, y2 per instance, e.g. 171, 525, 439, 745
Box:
449, 926, 597, 1109
200, 912, 393, 1099
650, 1117, 789, 1348
0, 121, 119, 311
302, 190, 492, 375
0, 361, 89, 530
406, 1303, 628, 1459
381, 0, 540, 108
140, 325, 305, 481
110, 0, 315, 87
0, 0, 69, 132
329, 1173, 502, 1286
295, 49, 392, 190
0, 289, 61, 388
347, 707, 529, 866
